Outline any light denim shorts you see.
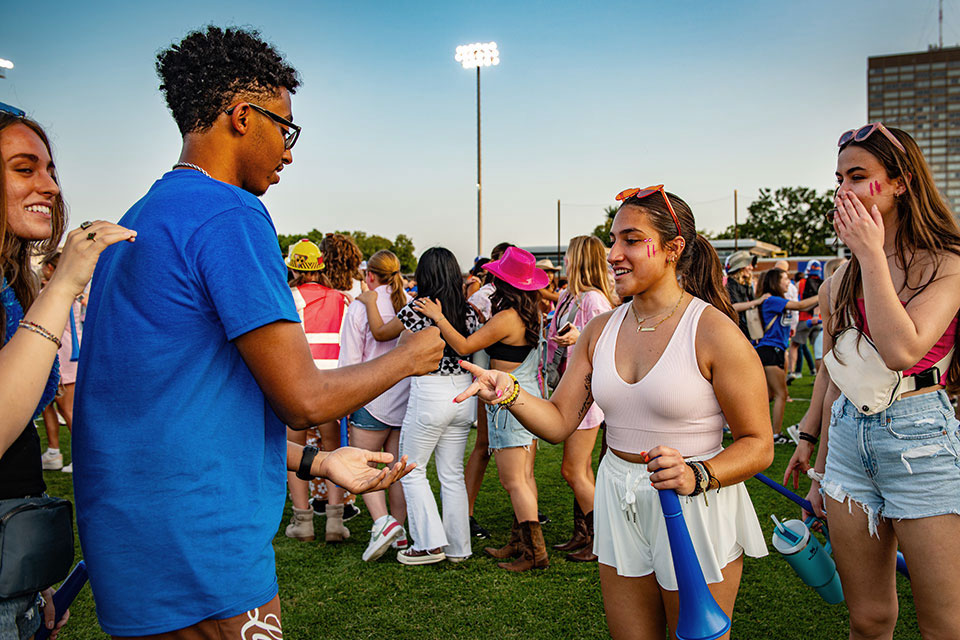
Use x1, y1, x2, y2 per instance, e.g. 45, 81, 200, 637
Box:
349, 406, 398, 432
822, 390, 960, 536
0, 592, 42, 640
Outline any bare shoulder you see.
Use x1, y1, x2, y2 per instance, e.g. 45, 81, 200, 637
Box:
695, 304, 757, 378
580, 307, 620, 362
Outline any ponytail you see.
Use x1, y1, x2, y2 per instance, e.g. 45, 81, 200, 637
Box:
367, 250, 406, 312
683, 235, 737, 323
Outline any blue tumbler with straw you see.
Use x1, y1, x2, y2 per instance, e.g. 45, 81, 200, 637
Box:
770, 515, 844, 604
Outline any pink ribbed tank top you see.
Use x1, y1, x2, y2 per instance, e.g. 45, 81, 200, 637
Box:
591, 297, 724, 457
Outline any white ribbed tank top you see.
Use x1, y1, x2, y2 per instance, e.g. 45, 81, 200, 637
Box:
591, 297, 724, 457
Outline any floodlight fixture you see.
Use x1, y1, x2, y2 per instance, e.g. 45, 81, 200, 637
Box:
454, 42, 500, 255
454, 42, 500, 69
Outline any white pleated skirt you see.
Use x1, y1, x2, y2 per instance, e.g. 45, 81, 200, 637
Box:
594, 451, 768, 590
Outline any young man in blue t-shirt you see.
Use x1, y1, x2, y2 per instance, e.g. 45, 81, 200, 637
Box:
73, 27, 444, 638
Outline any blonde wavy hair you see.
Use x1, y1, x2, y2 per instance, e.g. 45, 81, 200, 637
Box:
565, 235, 616, 307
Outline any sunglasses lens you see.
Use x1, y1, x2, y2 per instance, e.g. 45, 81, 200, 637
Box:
634, 189, 657, 200
838, 130, 855, 147
854, 124, 875, 142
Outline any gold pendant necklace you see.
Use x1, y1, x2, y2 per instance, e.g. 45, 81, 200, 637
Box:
630, 292, 684, 333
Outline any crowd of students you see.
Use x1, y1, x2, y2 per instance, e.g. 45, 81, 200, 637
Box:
2, 24, 960, 640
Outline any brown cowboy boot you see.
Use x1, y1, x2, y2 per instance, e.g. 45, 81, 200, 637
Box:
498, 521, 549, 572
484, 516, 522, 559
553, 499, 590, 551
566, 510, 598, 562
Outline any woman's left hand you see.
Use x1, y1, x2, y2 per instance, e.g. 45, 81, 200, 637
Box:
413, 297, 443, 322
645, 446, 696, 496
834, 191, 885, 260
40, 587, 69, 639
554, 324, 580, 347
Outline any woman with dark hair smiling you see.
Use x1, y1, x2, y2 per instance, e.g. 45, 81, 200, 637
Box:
453, 186, 772, 637
0, 103, 136, 639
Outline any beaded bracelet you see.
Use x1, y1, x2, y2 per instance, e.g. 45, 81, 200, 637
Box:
685, 461, 705, 497
498, 373, 520, 408
18, 320, 62, 348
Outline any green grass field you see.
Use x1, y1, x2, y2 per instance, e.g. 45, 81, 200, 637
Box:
39, 373, 920, 639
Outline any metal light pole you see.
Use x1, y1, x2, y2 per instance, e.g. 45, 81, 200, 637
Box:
0, 58, 13, 79
455, 42, 499, 257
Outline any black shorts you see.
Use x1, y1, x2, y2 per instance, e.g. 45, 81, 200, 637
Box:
756, 345, 785, 368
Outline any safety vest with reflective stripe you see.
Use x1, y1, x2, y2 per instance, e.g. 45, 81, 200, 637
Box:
291, 283, 350, 370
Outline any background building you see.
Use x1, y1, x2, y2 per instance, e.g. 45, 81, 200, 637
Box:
867, 46, 960, 213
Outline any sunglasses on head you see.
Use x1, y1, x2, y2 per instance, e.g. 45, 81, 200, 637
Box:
615, 184, 682, 238
838, 122, 906, 154
0, 102, 26, 119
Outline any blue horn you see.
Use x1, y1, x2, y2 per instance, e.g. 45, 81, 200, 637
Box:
659, 489, 731, 640
35, 561, 88, 640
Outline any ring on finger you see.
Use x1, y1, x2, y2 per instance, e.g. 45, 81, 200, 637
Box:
80, 220, 94, 230
87, 232, 97, 241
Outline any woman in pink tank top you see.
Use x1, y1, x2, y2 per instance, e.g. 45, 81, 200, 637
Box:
457, 187, 774, 639
784, 125, 960, 639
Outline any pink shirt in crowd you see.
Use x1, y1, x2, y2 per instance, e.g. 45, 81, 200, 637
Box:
338, 284, 413, 426
546, 289, 614, 430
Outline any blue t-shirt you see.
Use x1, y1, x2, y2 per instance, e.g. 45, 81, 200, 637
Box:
73, 171, 299, 636
757, 296, 790, 350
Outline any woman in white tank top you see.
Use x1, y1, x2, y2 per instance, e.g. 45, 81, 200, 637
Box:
458, 186, 773, 640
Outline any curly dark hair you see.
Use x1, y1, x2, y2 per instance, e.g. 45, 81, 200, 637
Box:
156, 26, 301, 134
319, 233, 362, 292
490, 278, 541, 346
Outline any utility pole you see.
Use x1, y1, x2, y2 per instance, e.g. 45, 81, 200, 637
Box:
476, 66, 482, 256
557, 200, 561, 268
734, 189, 739, 250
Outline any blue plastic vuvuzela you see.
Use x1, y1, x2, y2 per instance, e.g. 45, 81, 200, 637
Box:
658, 489, 731, 640
35, 561, 88, 640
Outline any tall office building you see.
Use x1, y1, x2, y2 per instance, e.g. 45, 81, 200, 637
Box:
867, 47, 960, 213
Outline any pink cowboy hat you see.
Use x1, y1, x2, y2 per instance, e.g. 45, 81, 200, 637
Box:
483, 247, 550, 291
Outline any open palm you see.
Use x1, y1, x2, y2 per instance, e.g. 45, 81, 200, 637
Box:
319, 447, 415, 494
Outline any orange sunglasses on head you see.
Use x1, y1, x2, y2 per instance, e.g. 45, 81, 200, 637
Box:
615, 184, 682, 238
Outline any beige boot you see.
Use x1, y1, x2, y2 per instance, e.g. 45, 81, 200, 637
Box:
325, 504, 351, 542
285, 507, 315, 541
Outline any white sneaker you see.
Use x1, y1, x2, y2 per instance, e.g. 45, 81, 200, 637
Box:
41, 450, 63, 470
786, 424, 801, 446
362, 516, 403, 562
61, 463, 73, 474
397, 547, 446, 565
392, 525, 409, 550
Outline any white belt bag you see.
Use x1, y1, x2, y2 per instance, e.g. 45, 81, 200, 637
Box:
823, 328, 953, 416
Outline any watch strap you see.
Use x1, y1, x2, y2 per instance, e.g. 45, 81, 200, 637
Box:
296, 445, 320, 481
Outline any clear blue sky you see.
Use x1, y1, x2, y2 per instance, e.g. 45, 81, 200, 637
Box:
2, 1, 956, 268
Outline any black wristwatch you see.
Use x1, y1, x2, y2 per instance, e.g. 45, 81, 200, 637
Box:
296, 445, 320, 481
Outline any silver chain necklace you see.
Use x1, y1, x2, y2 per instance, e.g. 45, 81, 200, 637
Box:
172, 162, 211, 179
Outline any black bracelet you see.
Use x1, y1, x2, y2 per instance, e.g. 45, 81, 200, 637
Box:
686, 461, 705, 496
798, 432, 819, 444
296, 445, 320, 481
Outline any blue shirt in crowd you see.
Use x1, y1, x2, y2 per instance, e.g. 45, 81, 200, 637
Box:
757, 295, 790, 350
73, 170, 299, 636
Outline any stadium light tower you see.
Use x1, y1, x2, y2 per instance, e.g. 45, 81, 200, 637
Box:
0, 58, 13, 79
454, 42, 499, 257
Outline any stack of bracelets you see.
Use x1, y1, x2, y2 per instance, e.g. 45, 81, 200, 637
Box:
497, 373, 520, 408
17, 320, 62, 348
